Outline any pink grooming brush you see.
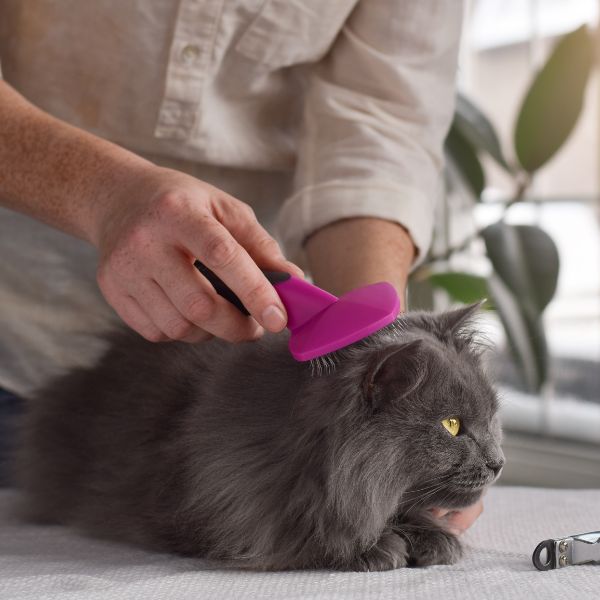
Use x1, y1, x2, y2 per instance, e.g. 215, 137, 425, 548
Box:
195, 262, 401, 367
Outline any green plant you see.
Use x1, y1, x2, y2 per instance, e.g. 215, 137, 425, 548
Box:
418, 25, 594, 392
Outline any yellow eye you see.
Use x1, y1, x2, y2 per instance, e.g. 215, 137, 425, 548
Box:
442, 417, 460, 437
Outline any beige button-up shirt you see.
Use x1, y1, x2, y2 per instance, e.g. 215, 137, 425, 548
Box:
0, 0, 462, 395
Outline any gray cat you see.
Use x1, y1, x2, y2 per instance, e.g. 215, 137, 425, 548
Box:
16, 304, 504, 571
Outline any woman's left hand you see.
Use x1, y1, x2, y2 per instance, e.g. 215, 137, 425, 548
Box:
429, 499, 484, 535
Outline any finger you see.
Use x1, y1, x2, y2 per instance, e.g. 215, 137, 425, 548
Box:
283, 260, 305, 279
134, 279, 216, 342
201, 295, 266, 342
154, 252, 266, 342
182, 329, 215, 344
216, 199, 305, 278
445, 501, 484, 534
99, 279, 168, 342
185, 217, 288, 333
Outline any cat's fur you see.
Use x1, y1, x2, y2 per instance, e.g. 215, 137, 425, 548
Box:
16, 305, 504, 571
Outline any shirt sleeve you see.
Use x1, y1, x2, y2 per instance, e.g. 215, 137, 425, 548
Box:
276, 0, 464, 268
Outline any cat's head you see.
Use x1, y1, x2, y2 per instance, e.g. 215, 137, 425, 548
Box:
324, 304, 503, 514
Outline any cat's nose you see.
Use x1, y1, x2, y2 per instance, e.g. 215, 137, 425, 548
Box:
486, 459, 504, 476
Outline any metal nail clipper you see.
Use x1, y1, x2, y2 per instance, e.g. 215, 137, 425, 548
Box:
532, 531, 600, 570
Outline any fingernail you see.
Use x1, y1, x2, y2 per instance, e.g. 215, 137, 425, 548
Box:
287, 262, 304, 278
251, 325, 265, 340
261, 305, 286, 332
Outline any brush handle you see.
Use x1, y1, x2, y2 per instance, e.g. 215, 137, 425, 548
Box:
193, 260, 290, 316
194, 260, 338, 330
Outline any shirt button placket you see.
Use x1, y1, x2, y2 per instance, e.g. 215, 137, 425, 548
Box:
155, 0, 223, 140
180, 43, 201, 64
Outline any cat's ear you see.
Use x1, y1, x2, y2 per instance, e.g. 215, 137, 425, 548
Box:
435, 302, 485, 353
363, 339, 424, 408
438, 302, 482, 334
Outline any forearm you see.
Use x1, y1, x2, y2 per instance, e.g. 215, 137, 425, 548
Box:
0, 80, 154, 244
304, 217, 416, 300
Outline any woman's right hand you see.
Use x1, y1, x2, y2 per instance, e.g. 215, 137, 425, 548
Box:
0, 81, 302, 344
92, 166, 303, 343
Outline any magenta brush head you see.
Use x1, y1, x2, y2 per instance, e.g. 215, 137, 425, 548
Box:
272, 277, 401, 361
193, 262, 401, 363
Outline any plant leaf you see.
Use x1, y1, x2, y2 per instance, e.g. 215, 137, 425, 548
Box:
445, 122, 486, 198
487, 274, 546, 391
428, 272, 491, 307
481, 222, 560, 313
454, 93, 512, 172
481, 222, 558, 390
514, 25, 593, 172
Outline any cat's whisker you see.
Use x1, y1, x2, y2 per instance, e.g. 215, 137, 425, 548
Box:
402, 483, 448, 515
402, 485, 446, 498
403, 472, 450, 488
403, 476, 452, 493
403, 475, 457, 513
408, 495, 444, 515
403, 496, 440, 517
402, 473, 454, 495
436, 485, 456, 504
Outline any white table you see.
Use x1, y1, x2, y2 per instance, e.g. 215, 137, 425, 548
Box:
1, 487, 599, 600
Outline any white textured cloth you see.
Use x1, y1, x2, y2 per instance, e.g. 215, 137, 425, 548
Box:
1, 487, 599, 600
0, 0, 462, 396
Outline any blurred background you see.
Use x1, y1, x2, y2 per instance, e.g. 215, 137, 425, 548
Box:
411, 0, 600, 487
1, 0, 597, 491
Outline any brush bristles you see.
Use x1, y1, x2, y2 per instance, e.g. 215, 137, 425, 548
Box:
308, 318, 405, 377
309, 353, 339, 377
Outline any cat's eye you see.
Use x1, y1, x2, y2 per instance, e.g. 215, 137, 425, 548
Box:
442, 417, 460, 437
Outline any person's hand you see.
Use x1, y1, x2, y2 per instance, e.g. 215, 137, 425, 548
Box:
429, 499, 484, 535
92, 166, 302, 343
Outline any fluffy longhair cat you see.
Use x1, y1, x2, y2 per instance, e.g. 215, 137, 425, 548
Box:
17, 305, 504, 571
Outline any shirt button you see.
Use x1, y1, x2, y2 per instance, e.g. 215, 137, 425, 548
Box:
180, 43, 201, 64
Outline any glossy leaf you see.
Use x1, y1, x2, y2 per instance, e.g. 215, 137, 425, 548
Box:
487, 274, 546, 391
445, 122, 485, 198
428, 272, 491, 307
482, 222, 559, 391
515, 25, 593, 172
454, 93, 512, 172
481, 222, 559, 313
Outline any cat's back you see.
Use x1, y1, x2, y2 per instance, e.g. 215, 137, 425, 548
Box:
16, 331, 214, 535
17, 329, 305, 550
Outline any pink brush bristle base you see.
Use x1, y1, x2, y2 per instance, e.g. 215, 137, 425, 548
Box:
271, 277, 401, 366
194, 262, 402, 373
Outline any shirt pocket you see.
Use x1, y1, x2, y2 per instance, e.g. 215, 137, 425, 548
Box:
235, 0, 358, 69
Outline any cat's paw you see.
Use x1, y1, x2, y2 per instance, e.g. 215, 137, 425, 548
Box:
346, 531, 409, 572
400, 526, 462, 567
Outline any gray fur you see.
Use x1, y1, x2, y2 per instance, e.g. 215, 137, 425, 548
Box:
16, 305, 503, 571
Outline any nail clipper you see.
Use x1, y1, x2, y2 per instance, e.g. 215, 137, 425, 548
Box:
532, 531, 600, 570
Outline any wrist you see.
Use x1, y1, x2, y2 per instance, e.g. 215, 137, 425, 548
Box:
0, 81, 160, 247
305, 217, 416, 300
85, 158, 162, 248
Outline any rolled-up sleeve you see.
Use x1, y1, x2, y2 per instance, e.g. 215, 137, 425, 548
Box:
276, 0, 463, 267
